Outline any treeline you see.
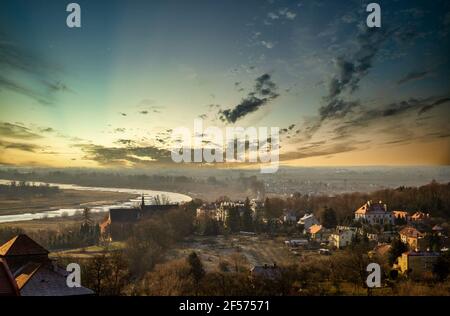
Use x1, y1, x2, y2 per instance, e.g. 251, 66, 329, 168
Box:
0, 169, 265, 197
0, 181, 60, 199
270, 181, 450, 222
0, 209, 100, 251
75, 244, 450, 296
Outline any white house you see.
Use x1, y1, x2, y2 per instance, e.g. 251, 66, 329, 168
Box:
329, 229, 355, 249
354, 200, 394, 225
297, 213, 319, 230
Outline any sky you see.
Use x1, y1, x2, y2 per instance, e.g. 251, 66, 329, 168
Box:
0, 0, 449, 169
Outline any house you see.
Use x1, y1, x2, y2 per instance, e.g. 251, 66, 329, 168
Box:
399, 226, 426, 251
196, 203, 219, 219
308, 224, 327, 241
354, 200, 394, 225
396, 251, 440, 278
329, 229, 355, 249
297, 213, 319, 230
101, 195, 179, 240
0, 234, 94, 296
393, 210, 410, 223
411, 211, 430, 222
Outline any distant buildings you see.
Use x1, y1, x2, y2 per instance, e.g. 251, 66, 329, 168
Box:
297, 213, 319, 230
411, 211, 430, 222
354, 200, 394, 225
396, 251, 440, 277
329, 228, 355, 249
308, 224, 327, 241
101, 195, 179, 240
393, 210, 410, 223
0, 234, 94, 296
399, 226, 426, 251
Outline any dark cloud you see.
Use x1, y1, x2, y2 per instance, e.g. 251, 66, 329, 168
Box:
114, 139, 136, 146
397, 70, 432, 85
418, 97, 450, 115
0, 139, 41, 152
319, 28, 388, 122
0, 32, 71, 105
280, 143, 361, 161
39, 127, 54, 133
319, 99, 360, 120
326, 28, 388, 101
0, 122, 42, 139
75, 143, 173, 166
219, 74, 279, 123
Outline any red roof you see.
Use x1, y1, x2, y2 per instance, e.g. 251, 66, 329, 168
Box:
399, 226, 424, 238
0, 234, 49, 257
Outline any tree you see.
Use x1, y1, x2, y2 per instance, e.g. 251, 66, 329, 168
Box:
320, 207, 337, 229
388, 238, 408, 265
433, 251, 450, 282
241, 197, 254, 231
264, 197, 283, 220
226, 206, 241, 232
187, 252, 205, 295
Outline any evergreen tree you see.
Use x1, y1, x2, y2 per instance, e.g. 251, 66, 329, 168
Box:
226, 206, 241, 232
187, 252, 205, 295
320, 207, 337, 229
241, 197, 254, 231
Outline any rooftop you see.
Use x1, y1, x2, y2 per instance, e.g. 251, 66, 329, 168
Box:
0, 234, 49, 257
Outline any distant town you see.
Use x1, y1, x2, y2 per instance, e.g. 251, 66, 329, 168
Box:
0, 170, 449, 296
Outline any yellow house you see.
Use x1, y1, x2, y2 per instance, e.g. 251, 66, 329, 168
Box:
399, 226, 426, 251
397, 251, 440, 277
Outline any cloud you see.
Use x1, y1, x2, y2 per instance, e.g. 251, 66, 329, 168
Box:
0, 32, 71, 105
39, 127, 54, 133
75, 143, 174, 166
397, 70, 432, 85
219, 74, 279, 123
267, 12, 279, 20
326, 28, 388, 102
0, 139, 41, 152
280, 143, 360, 161
0, 122, 42, 139
261, 40, 275, 49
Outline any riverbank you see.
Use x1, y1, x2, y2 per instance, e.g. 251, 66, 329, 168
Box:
0, 189, 135, 216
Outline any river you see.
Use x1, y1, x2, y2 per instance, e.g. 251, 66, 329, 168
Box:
0, 179, 192, 223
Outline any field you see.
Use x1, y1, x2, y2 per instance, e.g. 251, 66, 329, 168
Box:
0, 189, 135, 215
165, 235, 303, 271
0, 212, 107, 232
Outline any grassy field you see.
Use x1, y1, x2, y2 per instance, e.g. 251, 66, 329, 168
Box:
0, 212, 108, 232
50, 242, 126, 259
0, 189, 135, 215
165, 235, 300, 272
